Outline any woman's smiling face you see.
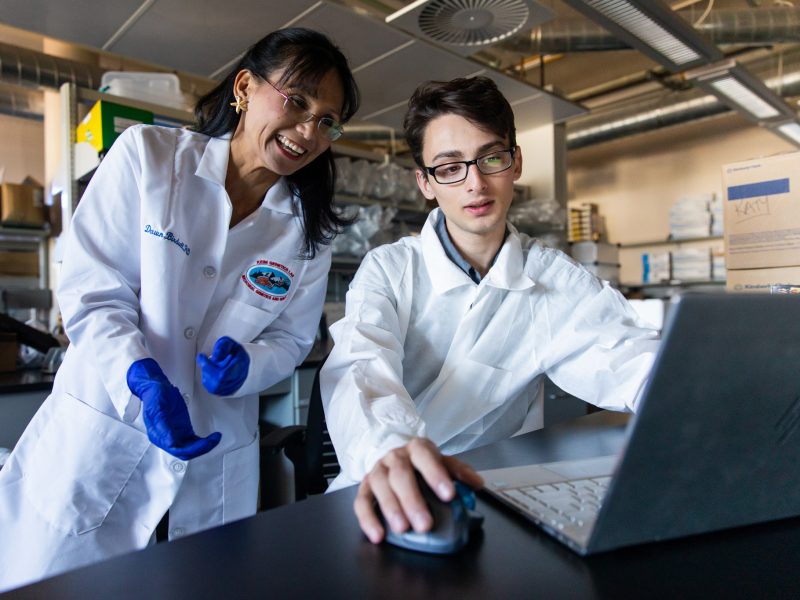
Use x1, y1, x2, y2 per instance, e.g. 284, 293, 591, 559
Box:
231, 67, 345, 177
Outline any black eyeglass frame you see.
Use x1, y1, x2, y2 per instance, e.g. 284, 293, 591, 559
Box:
264, 78, 344, 142
422, 147, 517, 185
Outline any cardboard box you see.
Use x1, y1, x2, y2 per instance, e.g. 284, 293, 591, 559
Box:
0, 333, 18, 372
726, 265, 800, 293
0, 250, 39, 277
76, 100, 153, 154
722, 152, 800, 270
0, 182, 45, 227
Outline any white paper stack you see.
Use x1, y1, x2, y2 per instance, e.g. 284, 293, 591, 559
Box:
711, 249, 726, 281
710, 195, 724, 236
669, 194, 713, 239
642, 251, 671, 283
672, 247, 711, 281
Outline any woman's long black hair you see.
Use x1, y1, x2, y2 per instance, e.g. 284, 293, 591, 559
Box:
194, 28, 360, 259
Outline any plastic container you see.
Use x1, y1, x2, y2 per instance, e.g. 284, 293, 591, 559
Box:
100, 71, 186, 110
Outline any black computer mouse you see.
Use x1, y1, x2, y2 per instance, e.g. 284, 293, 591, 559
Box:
380, 474, 483, 554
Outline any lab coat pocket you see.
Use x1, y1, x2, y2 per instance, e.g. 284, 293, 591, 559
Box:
201, 298, 279, 354
22, 393, 149, 535
222, 431, 259, 523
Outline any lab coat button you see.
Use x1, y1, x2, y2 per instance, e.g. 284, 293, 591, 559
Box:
171, 527, 185, 538
203, 266, 216, 278
184, 327, 196, 339
171, 461, 186, 473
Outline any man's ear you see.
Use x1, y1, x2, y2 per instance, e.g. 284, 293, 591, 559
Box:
415, 169, 437, 201
512, 145, 523, 182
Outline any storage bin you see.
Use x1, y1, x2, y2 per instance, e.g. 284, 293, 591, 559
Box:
101, 71, 186, 110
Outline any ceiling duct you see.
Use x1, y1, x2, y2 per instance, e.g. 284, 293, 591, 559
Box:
0, 42, 104, 91
499, 8, 800, 55
0, 84, 44, 120
386, 0, 555, 56
566, 48, 800, 149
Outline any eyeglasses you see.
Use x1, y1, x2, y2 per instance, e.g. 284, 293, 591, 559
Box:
264, 79, 344, 142
423, 148, 516, 184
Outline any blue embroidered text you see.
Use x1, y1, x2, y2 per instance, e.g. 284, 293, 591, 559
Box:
144, 224, 191, 256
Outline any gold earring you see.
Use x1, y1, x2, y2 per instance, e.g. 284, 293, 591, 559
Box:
230, 95, 249, 114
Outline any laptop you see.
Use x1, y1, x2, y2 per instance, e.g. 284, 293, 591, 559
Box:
479, 292, 800, 555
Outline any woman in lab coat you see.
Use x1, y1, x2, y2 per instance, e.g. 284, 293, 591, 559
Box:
0, 27, 359, 592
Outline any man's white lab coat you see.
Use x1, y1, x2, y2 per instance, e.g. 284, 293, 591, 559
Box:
321, 208, 658, 490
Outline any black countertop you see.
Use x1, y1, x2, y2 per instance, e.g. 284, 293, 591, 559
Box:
0, 339, 331, 397
0, 369, 55, 394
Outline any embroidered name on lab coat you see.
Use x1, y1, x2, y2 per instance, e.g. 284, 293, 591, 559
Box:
242, 260, 294, 301
144, 224, 191, 256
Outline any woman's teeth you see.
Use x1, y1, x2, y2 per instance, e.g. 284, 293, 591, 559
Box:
277, 134, 306, 157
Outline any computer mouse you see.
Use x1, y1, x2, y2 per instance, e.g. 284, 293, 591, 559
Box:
380, 474, 483, 554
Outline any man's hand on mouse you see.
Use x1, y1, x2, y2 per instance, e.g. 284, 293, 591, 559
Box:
353, 436, 484, 544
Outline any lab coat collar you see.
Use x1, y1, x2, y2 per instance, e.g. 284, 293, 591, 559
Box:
482, 223, 536, 291
422, 209, 476, 295
195, 134, 231, 186
195, 133, 294, 215
422, 208, 535, 295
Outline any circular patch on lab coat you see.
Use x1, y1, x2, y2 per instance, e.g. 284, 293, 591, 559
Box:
242, 260, 294, 301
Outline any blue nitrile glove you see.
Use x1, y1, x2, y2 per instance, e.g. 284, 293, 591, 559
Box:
196, 336, 250, 396
127, 358, 222, 460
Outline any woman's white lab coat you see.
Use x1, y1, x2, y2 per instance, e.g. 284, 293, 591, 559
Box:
0, 125, 330, 591
321, 208, 659, 490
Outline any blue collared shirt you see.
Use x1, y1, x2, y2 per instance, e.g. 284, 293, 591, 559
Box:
433, 211, 507, 284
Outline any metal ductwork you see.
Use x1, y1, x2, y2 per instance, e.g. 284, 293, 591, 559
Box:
0, 42, 104, 91
566, 48, 800, 149
501, 7, 800, 54
0, 84, 44, 121
0, 42, 105, 119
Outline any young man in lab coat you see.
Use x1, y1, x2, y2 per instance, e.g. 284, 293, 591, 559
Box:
320, 76, 659, 544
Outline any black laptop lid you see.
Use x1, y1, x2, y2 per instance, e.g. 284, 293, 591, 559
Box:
588, 293, 800, 553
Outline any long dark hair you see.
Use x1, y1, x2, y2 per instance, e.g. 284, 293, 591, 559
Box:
195, 28, 360, 258
403, 76, 516, 171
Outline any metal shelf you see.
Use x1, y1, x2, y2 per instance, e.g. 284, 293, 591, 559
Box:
621, 279, 726, 289
621, 236, 723, 249
77, 87, 194, 125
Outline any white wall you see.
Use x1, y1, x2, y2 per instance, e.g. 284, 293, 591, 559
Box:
567, 112, 797, 283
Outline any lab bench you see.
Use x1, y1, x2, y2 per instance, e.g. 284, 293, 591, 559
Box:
0, 370, 54, 450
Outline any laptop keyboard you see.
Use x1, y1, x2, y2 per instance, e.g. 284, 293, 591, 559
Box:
497, 476, 611, 538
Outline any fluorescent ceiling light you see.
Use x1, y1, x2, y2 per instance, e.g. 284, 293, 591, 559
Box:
560, 0, 722, 72
687, 62, 796, 124
774, 122, 800, 146
709, 77, 781, 120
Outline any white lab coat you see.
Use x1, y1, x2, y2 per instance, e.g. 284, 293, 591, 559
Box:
321, 208, 659, 490
0, 125, 330, 591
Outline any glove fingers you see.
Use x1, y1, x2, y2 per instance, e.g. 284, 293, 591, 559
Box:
196, 353, 211, 370
209, 337, 236, 362
170, 432, 222, 460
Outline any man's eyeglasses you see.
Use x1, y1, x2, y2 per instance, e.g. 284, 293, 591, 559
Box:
423, 148, 516, 185
265, 79, 343, 142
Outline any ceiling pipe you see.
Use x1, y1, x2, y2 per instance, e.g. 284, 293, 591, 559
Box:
566, 52, 800, 149
500, 7, 800, 55
0, 42, 104, 91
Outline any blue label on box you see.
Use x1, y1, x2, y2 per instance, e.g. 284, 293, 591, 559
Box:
727, 178, 790, 200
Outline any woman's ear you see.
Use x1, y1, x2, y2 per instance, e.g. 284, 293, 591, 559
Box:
232, 70, 253, 102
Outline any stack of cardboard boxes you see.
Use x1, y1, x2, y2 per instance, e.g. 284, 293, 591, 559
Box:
722, 152, 800, 293
0, 181, 45, 279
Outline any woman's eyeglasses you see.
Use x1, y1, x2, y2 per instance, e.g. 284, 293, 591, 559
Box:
265, 79, 343, 142
423, 148, 516, 184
